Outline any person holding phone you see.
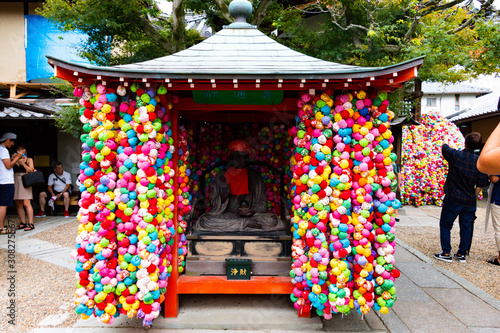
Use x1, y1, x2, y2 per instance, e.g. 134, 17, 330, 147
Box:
13, 144, 35, 231
0, 133, 25, 234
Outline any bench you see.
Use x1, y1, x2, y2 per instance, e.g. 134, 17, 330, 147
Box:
54, 191, 80, 214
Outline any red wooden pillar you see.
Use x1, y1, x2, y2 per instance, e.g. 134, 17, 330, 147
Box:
164, 107, 180, 317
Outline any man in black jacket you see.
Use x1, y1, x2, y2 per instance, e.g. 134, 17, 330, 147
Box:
434, 132, 489, 263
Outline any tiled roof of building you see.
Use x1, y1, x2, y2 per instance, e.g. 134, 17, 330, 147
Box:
447, 91, 500, 122
48, 27, 423, 80
0, 98, 66, 119
422, 81, 491, 95
0, 108, 51, 119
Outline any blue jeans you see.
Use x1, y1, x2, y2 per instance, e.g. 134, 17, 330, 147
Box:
439, 195, 476, 255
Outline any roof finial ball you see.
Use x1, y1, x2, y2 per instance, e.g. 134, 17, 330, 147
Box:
228, 0, 253, 27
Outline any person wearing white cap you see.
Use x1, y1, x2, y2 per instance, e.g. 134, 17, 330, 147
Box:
0, 133, 26, 234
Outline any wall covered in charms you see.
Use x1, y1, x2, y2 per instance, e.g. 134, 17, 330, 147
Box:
288, 89, 400, 318
71, 82, 403, 324
72, 83, 179, 326
400, 111, 464, 206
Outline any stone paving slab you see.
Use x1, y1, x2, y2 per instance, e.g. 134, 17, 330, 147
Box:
374, 311, 410, 333
35, 252, 74, 270
469, 328, 500, 333
393, 274, 432, 302
396, 216, 440, 227
0, 216, 75, 241
8, 238, 63, 255
424, 288, 500, 328
396, 262, 461, 289
0, 238, 74, 270
394, 246, 423, 263
397, 238, 500, 313
392, 300, 470, 333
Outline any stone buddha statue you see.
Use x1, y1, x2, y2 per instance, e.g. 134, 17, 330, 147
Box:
193, 140, 284, 232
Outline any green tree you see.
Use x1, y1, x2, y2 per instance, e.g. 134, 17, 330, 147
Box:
49, 79, 83, 138
274, 0, 500, 83
38, 0, 282, 65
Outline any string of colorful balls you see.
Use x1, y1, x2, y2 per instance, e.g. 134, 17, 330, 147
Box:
176, 125, 192, 274
401, 112, 464, 206
289, 89, 400, 318
71, 83, 179, 326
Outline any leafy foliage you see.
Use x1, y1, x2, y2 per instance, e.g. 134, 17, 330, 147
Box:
49, 79, 82, 138
37, 0, 202, 65
40, 0, 500, 121
274, 0, 500, 83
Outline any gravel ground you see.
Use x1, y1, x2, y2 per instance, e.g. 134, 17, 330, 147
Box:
28, 219, 79, 249
397, 201, 500, 302
0, 249, 79, 332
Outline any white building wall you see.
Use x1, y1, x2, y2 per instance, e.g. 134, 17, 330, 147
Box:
421, 93, 478, 117
0, 3, 26, 82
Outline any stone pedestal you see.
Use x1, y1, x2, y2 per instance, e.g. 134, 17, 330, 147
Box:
186, 233, 291, 276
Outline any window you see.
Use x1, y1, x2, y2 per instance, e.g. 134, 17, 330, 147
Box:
426, 98, 436, 107
455, 94, 460, 111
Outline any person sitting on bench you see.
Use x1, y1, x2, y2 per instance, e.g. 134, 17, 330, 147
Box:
35, 161, 72, 218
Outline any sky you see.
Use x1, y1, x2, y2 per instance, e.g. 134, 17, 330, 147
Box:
156, 0, 172, 14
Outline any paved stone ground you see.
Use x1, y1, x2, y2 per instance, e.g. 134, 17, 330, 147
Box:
1, 208, 500, 332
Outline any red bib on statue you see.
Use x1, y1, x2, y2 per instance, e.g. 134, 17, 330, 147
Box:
225, 167, 249, 195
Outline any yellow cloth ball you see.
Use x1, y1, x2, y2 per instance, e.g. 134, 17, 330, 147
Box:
310, 194, 319, 204
312, 284, 322, 294
102, 104, 113, 114
357, 91, 367, 99
85, 222, 94, 233
338, 261, 348, 271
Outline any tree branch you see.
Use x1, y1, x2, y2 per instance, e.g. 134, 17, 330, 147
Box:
214, 0, 233, 24
404, 0, 471, 41
404, 16, 420, 41
172, 0, 185, 52
447, 0, 495, 34
328, 3, 369, 32
250, 0, 273, 27
137, 15, 176, 53
420, 0, 464, 16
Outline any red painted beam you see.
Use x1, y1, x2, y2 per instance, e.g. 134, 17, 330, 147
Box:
179, 111, 296, 123
55, 66, 416, 92
177, 98, 298, 112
